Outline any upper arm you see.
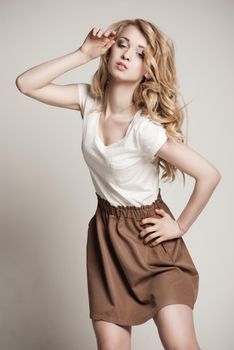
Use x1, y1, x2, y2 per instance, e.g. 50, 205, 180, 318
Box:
18, 83, 81, 111
157, 138, 222, 180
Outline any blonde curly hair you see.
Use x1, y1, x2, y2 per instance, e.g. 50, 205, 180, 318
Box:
89, 18, 191, 184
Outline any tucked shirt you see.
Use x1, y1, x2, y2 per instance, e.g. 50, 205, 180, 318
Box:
77, 82, 168, 207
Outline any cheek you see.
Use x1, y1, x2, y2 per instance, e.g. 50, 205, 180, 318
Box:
109, 44, 119, 56
133, 62, 146, 76
108, 47, 118, 64
107, 51, 115, 68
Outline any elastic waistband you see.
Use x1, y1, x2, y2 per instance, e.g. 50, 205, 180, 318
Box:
95, 188, 163, 219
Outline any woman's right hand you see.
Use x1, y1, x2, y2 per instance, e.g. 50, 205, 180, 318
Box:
79, 27, 117, 61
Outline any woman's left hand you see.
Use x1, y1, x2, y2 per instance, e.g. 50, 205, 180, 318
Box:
140, 208, 183, 247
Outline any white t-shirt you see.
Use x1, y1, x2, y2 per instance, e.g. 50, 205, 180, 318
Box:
77, 83, 168, 207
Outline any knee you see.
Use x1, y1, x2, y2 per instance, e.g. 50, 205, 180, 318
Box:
99, 345, 126, 350
98, 340, 129, 350
168, 343, 200, 350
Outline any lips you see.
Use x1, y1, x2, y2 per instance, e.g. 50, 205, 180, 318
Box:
116, 61, 128, 70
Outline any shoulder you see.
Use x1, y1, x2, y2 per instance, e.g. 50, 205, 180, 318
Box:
135, 114, 167, 135
134, 114, 168, 160
77, 83, 99, 118
77, 82, 91, 101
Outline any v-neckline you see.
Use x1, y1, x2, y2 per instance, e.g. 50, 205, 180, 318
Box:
95, 109, 140, 149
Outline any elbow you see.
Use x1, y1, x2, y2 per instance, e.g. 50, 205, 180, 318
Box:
198, 166, 222, 187
15, 76, 28, 94
211, 166, 222, 185
210, 170, 222, 192
15, 77, 23, 93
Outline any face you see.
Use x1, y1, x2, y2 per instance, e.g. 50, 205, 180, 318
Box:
107, 25, 148, 84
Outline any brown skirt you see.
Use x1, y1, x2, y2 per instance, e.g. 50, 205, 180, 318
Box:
86, 188, 199, 326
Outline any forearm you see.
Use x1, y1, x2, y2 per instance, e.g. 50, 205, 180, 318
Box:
16, 48, 90, 93
176, 172, 221, 236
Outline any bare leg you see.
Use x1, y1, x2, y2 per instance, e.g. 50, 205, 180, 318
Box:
91, 319, 132, 350
153, 304, 201, 350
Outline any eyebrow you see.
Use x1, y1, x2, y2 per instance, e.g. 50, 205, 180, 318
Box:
119, 36, 145, 49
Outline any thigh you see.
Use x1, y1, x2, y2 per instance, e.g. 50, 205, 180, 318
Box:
92, 319, 132, 350
153, 304, 201, 350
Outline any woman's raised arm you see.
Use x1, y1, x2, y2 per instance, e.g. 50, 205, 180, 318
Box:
15, 26, 116, 111
15, 49, 91, 111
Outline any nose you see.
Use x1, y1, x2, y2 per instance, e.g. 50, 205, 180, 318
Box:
121, 47, 134, 61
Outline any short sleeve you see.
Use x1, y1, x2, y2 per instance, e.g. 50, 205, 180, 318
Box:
138, 118, 168, 161
77, 83, 91, 119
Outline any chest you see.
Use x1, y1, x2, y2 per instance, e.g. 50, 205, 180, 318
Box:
81, 112, 145, 168
98, 112, 136, 147
81, 112, 159, 187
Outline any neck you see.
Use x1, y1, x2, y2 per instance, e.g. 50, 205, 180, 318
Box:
104, 80, 139, 116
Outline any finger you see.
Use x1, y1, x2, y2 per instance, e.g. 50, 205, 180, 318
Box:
108, 39, 115, 46
109, 30, 117, 36
144, 232, 160, 245
104, 29, 114, 37
96, 28, 104, 37
92, 27, 98, 36
141, 217, 159, 225
155, 208, 167, 217
149, 236, 164, 247
140, 224, 158, 238
105, 39, 115, 48
104, 29, 116, 36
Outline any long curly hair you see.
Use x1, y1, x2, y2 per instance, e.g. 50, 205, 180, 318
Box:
89, 18, 190, 185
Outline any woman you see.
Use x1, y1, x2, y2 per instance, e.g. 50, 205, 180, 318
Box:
16, 18, 221, 350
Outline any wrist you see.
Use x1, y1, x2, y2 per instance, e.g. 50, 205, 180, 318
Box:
77, 47, 92, 63
175, 219, 187, 237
